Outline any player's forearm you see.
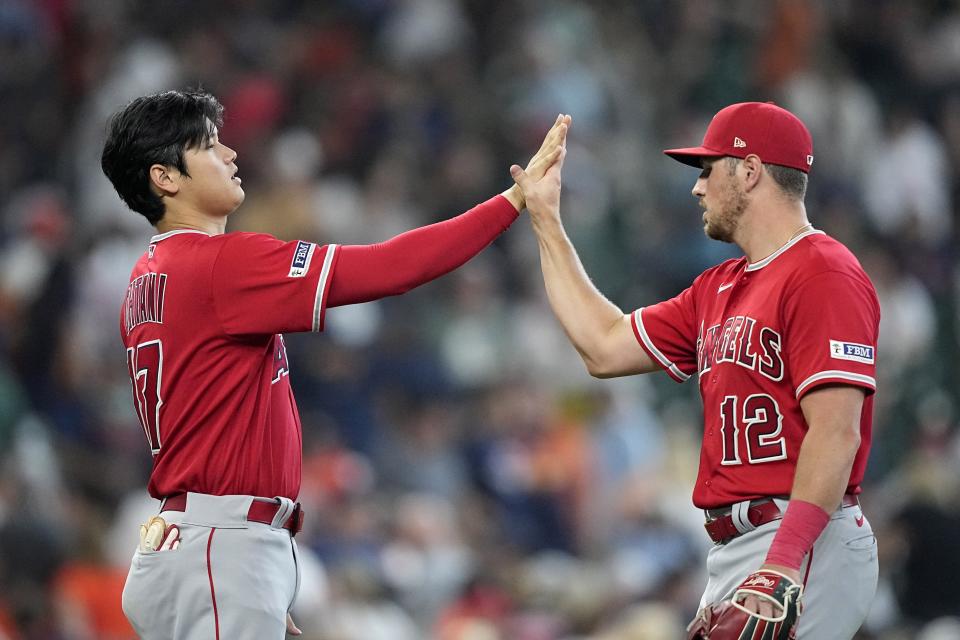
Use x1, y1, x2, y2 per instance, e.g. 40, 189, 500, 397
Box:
762, 422, 857, 573
327, 195, 518, 306
531, 215, 626, 374
791, 386, 865, 512
789, 422, 860, 513
763, 387, 863, 573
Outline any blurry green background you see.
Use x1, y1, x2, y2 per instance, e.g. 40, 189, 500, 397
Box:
0, 1, 957, 639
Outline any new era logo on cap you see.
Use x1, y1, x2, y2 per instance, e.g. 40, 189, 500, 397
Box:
663, 102, 814, 173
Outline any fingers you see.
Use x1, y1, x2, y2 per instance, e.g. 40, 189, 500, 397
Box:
286, 613, 303, 636
525, 114, 571, 179
526, 145, 564, 179
737, 593, 782, 619
533, 114, 564, 156
510, 164, 529, 189
758, 598, 777, 620
555, 144, 567, 171
510, 112, 570, 205
540, 119, 569, 157
546, 115, 570, 150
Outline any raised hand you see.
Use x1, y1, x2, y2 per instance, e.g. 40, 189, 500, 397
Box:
509, 114, 570, 218
502, 114, 571, 211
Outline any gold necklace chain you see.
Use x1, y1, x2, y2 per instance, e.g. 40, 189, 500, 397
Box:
788, 222, 813, 241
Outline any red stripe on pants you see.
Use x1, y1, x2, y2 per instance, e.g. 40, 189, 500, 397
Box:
206, 528, 220, 640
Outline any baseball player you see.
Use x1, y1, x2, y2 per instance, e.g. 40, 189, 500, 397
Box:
512, 105, 879, 639
100, 89, 568, 639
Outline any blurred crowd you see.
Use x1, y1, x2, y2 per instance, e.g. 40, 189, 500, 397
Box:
0, 1, 958, 638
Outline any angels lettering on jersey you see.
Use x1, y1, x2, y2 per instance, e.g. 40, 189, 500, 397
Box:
697, 315, 783, 381
272, 335, 291, 383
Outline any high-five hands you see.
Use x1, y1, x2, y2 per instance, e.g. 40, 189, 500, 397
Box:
509, 114, 571, 217
502, 114, 572, 211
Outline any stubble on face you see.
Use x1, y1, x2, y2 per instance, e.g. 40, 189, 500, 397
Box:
702, 164, 748, 243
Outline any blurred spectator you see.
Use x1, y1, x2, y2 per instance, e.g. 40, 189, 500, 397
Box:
862, 103, 953, 246
52, 494, 133, 640
0, 1, 956, 638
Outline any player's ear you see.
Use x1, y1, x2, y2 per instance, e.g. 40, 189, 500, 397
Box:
149, 164, 180, 197
742, 154, 763, 192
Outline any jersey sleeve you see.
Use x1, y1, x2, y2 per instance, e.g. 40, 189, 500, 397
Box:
211, 233, 340, 336
630, 284, 698, 383
783, 270, 880, 399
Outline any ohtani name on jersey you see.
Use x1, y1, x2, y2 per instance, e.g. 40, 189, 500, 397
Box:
124, 273, 168, 335
697, 315, 783, 381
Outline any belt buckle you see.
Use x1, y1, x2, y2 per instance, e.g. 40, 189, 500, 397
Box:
703, 516, 731, 546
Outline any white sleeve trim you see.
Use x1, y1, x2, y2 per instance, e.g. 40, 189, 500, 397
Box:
634, 309, 691, 382
795, 370, 876, 398
312, 244, 338, 332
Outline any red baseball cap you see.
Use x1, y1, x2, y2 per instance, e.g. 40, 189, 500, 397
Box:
664, 102, 814, 173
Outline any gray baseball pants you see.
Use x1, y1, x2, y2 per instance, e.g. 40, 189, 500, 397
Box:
122, 493, 301, 639
700, 497, 878, 640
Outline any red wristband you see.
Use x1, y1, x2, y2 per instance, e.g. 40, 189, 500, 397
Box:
764, 499, 830, 570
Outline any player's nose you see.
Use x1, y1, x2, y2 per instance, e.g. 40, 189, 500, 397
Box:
692, 178, 706, 198
223, 144, 238, 164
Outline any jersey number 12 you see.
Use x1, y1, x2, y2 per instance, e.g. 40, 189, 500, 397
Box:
126, 340, 164, 455
719, 393, 787, 465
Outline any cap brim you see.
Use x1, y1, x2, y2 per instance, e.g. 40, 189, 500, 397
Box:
663, 146, 725, 169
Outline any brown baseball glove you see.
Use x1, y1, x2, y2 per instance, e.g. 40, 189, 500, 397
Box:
687, 570, 802, 640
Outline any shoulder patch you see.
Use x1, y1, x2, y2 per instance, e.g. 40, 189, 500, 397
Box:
288, 241, 316, 278
829, 340, 874, 364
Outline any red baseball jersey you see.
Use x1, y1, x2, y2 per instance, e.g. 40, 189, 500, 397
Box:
120, 229, 339, 500
632, 230, 880, 508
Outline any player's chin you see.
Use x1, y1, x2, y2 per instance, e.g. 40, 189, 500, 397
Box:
705, 224, 734, 244
219, 193, 244, 217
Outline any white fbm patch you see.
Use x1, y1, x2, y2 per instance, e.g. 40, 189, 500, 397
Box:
829, 340, 874, 364
288, 240, 316, 278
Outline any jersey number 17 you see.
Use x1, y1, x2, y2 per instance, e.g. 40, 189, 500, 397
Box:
126, 340, 164, 454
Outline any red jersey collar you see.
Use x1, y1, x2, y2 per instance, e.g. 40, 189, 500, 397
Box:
149, 229, 212, 244
745, 229, 824, 272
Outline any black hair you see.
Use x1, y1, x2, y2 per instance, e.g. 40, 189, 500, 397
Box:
100, 89, 224, 225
